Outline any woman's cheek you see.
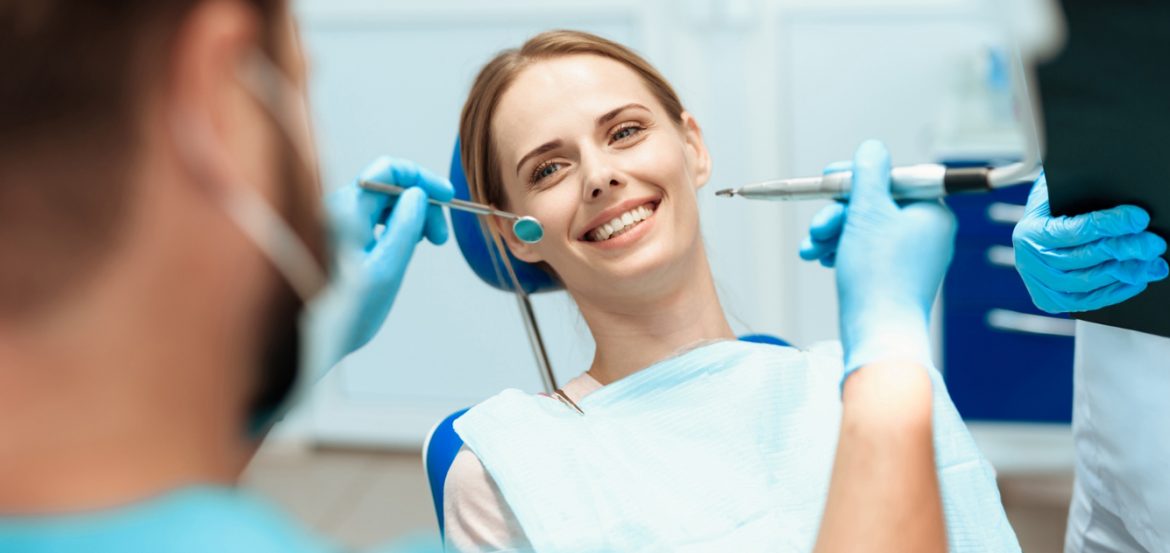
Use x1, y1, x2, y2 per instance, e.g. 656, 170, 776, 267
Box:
628, 136, 667, 166
629, 136, 687, 190
529, 186, 578, 240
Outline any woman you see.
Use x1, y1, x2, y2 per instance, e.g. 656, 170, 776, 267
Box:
444, 30, 1016, 553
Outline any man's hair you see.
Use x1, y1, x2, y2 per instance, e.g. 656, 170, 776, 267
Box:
0, 0, 279, 317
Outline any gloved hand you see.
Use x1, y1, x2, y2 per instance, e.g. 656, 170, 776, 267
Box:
1013, 173, 1168, 313
303, 157, 454, 379
799, 161, 849, 268
798, 140, 956, 377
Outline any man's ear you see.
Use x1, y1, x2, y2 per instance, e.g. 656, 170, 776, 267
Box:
166, 0, 263, 191
488, 212, 544, 264
679, 111, 712, 190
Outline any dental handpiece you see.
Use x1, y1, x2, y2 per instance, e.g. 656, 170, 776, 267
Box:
715, 164, 999, 201
360, 179, 545, 243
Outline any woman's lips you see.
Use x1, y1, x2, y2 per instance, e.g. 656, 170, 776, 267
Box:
583, 201, 659, 242
581, 200, 659, 250
577, 196, 661, 241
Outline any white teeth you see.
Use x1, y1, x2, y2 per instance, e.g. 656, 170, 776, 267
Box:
587, 203, 656, 242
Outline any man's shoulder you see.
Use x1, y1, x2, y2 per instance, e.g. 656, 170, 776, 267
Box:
0, 487, 336, 553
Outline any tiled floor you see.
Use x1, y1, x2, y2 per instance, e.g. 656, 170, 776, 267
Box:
242, 442, 1072, 551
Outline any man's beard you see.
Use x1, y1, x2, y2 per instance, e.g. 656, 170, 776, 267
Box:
249, 278, 302, 435
247, 140, 327, 435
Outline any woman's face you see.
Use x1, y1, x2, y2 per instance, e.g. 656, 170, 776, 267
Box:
491, 54, 711, 300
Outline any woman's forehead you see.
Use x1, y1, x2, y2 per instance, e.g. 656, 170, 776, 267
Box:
493, 55, 663, 152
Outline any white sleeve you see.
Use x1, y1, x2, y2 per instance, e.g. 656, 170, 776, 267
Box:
442, 446, 531, 553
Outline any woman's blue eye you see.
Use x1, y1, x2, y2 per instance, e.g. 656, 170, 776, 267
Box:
533, 162, 562, 183
612, 126, 642, 142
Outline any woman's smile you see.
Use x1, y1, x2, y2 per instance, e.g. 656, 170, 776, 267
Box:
580, 199, 661, 250
579, 197, 661, 243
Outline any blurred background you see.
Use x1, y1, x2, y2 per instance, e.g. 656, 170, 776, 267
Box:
245, 0, 1075, 550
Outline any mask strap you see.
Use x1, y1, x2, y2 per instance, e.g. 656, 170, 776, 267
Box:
218, 184, 328, 301
206, 49, 329, 302
237, 50, 320, 182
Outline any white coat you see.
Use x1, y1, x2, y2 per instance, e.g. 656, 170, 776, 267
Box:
1066, 321, 1170, 553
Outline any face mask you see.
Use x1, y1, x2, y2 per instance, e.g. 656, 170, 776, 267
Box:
172, 48, 351, 433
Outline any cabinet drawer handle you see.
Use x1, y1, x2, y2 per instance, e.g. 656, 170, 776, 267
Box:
986, 245, 1016, 267
985, 309, 1076, 337
987, 202, 1026, 225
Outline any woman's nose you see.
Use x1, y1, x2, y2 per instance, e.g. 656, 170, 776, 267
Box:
583, 160, 624, 200
587, 177, 622, 199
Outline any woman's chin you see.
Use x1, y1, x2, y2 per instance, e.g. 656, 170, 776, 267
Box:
559, 213, 702, 296
583, 241, 689, 291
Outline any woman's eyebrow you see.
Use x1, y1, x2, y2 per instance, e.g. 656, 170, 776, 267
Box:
514, 104, 651, 177
597, 103, 650, 126
516, 140, 563, 177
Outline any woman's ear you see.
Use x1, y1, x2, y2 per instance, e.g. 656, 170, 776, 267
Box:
488, 211, 544, 264
679, 112, 712, 190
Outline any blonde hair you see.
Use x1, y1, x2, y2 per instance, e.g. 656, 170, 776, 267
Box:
459, 30, 684, 210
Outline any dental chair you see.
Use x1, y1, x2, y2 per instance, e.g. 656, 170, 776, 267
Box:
422, 139, 790, 539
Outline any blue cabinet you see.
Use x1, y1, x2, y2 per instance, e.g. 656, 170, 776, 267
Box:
942, 184, 1076, 423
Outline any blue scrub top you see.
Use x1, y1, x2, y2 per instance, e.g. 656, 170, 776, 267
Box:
0, 486, 440, 553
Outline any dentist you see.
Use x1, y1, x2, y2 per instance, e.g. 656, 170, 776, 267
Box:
0, 0, 451, 551
1013, 174, 1169, 553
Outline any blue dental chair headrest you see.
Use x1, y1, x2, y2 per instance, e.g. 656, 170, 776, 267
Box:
449, 137, 562, 294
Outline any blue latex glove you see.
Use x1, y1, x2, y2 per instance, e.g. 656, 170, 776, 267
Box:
799, 141, 956, 377
1012, 173, 1168, 313
304, 157, 454, 378
798, 160, 850, 268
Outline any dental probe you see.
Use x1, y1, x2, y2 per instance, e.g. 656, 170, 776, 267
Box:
360, 179, 545, 243
715, 163, 1035, 201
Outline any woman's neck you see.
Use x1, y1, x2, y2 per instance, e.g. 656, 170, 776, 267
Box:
574, 246, 735, 386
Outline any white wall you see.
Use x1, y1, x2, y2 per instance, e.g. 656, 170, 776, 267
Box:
281, 0, 1015, 448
